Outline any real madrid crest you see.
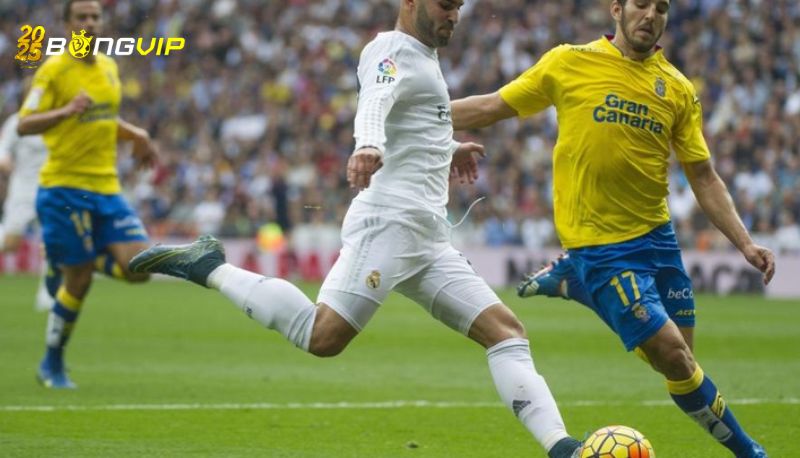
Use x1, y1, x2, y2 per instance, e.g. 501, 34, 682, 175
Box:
366, 270, 381, 289
655, 77, 666, 97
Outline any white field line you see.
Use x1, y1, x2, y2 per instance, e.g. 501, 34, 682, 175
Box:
1, 398, 798, 413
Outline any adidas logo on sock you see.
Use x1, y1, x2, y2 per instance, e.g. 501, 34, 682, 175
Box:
512, 399, 531, 417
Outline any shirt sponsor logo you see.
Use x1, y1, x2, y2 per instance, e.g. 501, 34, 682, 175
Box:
437, 104, 451, 123
667, 287, 694, 300
592, 93, 665, 133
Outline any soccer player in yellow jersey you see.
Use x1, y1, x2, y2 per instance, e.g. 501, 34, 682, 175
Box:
451, 1, 774, 457
18, 0, 157, 389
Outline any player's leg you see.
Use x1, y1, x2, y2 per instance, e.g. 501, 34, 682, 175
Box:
594, 266, 764, 458
2, 185, 49, 310
103, 242, 150, 282
131, 203, 404, 356
0, 185, 36, 253
640, 321, 765, 457
93, 193, 151, 282
517, 254, 594, 307
33, 246, 63, 311
35, 187, 103, 388
654, 264, 763, 457
129, 235, 335, 353
39, 261, 94, 388
396, 247, 581, 458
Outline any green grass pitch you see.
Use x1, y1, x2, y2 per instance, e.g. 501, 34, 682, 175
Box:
0, 275, 797, 457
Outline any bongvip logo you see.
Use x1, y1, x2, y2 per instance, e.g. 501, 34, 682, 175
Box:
16, 24, 185, 67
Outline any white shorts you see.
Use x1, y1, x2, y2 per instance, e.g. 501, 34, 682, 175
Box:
318, 201, 501, 334
2, 183, 37, 235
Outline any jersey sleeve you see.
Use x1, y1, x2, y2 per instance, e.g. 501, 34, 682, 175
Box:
672, 85, 711, 163
0, 115, 18, 163
19, 62, 57, 117
353, 39, 411, 154
498, 46, 565, 117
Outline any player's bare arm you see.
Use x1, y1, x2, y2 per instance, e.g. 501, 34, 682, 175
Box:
682, 158, 776, 284
451, 91, 517, 131
118, 118, 158, 169
17, 91, 92, 136
346, 146, 383, 190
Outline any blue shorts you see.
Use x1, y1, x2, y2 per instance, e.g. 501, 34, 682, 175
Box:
37, 187, 148, 267
568, 223, 695, 351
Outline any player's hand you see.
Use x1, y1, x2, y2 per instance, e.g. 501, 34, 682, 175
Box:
347, 147, 383, 190
64, 90, 92, 116
450, 142, 485, 185
131, 130, 158, 170
742, 243, 776, 285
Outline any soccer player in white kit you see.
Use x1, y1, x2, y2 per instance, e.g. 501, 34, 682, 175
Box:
0, 113, 46, 253
0, 112, 52, 310
131, 1, 582, 456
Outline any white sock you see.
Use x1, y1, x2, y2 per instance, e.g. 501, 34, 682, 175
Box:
208, 264, 316, 351
487, 338, 569, 452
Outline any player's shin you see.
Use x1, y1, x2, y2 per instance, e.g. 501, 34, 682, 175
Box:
207, 264, 316, 351
486, 338, 575, 456
667, 365, 761, 457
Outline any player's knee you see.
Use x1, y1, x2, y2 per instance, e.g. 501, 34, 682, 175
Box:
469, 303, 528, 348
502, 314, 527, 340
652, 344, 695, 380
308, 331, 351, 358
64, 270, 94, 298
307, 303, 359, 357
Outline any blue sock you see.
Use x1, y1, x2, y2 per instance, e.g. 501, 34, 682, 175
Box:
668, 366, 758, 457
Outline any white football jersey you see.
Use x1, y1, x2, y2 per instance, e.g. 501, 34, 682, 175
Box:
0, 113, 47, 202
353, 31, 458, 218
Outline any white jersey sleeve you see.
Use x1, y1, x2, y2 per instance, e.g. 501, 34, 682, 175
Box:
354, 35, 418, 154
353, 32, 456, 216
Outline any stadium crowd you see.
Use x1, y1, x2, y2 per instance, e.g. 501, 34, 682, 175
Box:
0, 0, 798, 254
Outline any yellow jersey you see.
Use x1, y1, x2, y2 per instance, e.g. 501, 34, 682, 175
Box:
20, 53, 121, 194
499, 36, 710, 249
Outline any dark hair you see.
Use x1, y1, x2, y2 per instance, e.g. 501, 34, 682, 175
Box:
63, 0, 100, 21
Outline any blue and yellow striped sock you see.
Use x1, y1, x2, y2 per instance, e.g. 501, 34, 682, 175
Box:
667, 365, 756, 457
44, 287, 83, 367
95, 253, 124, 279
